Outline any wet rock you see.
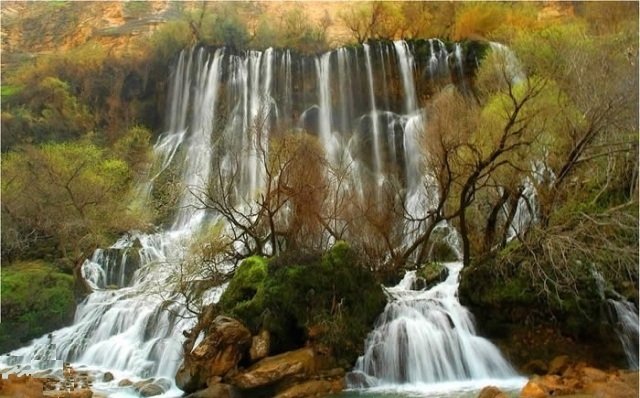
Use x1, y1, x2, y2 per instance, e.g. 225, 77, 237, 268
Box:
416, 263, 449, 290
477, 386, 510, 398
138, 382, 165, 397
102, 371, 114, 382
344, 371, 372, 388
118, 378, 133, 387
250, 330, 271, 362
232, 348, 315, 389
176, 316, 252, 393
133, 378, 153, 390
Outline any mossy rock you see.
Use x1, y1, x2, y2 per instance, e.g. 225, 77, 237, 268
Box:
415, 262, 449, 290
218, 242, 386, 367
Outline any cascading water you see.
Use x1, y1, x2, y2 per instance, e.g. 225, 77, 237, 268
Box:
2, 40, 530, 396
607, 299, 640, 370
348, 262, 526, 394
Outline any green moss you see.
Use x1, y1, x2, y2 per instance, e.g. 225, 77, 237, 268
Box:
0, 261, 76, 354
217, 242, 386, 367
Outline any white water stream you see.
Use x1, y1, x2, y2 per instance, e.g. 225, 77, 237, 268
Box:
348, 263, 526, 394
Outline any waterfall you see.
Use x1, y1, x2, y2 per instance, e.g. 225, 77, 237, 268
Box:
348, 262, 524, 392
363, 43, 384, 185
2, 40, 525, 395
607, 299, 640, 370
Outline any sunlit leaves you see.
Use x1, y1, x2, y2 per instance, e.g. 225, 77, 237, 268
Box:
1, 140, 147, 263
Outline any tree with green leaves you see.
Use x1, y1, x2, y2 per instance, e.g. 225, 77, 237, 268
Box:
1, 139, 151, 293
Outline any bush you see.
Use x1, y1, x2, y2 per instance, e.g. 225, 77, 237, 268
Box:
0, 261, 76, 354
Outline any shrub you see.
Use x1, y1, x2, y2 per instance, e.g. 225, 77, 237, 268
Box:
0, 261, 76, 354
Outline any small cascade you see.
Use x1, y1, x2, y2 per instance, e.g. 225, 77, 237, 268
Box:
349, 262, 521, 389
393, 40, 418, 114
607, 299, 640, 369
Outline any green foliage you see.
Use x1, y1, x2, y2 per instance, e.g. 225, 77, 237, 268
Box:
1, 85, 23, 98
113, 125, 153, 176
218, 242, 386, 367
1, 76, 93, 148
0, 261, 76, 353
1, 140, 149, 266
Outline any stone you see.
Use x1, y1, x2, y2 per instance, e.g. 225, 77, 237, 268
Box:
102, 371, 114, 382
581, 366, 608, 383
477, 386, 509, 398
250, 330, 271, 362
538, 374, 576, 396
138, 382, 166, 397
520, 378, 548, 398
133, 378, 153, 390
274, 379, 336, 398
176, 316, 252, 393
344, 371, 372, 388
185, 383, 240, 398
118, 379, 133, 387
154, 378, 172, 392
232, 348, 315, 390
547, 355, 570, 375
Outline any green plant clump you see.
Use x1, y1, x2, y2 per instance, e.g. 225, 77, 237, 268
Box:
0, 261, 76, 354
218, 242, 386, 368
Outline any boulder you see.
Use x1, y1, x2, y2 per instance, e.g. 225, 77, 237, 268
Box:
580, 366, 608, 383
185, 383, 239, 398
118, 379, 133, 387
520, 378, 547, 398
102, 371, 114, 382
274, 380, 335, 398
232, 348, 315, 390
416, 263, 449, 290
477, 386, 509, 398
133, 378, 153, 390
138, 383, 165, 397
176, 316, 252, 393
250, 330, 271, 362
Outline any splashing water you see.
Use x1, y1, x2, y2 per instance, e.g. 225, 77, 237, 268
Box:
348, 262, 525, 392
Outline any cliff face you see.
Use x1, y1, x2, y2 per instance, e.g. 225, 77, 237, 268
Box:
1, 1, 172, 57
